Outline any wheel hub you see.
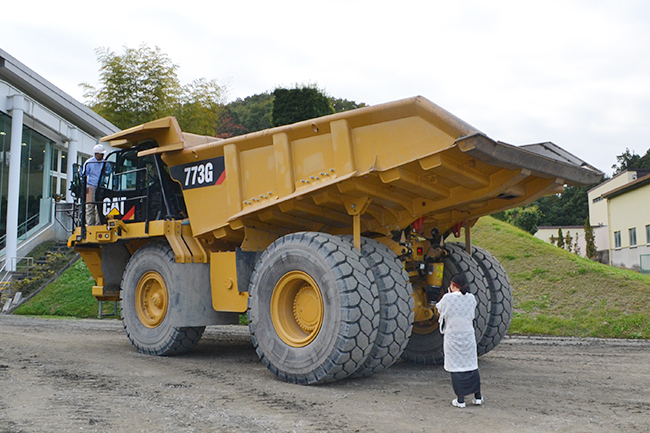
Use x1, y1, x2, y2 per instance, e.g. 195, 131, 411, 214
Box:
293, 285, 322, 332
271, 271, 323, 347
135, 271, 168, 328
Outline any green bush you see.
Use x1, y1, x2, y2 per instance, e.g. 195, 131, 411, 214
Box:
271, 85, 334, 127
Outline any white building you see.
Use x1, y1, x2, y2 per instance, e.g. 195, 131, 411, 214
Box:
0, 48, 118, 270
535, 226, 587, 256
588, 169, 650, 272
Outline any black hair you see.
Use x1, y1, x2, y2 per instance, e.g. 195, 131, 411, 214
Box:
450, 273, 469, 295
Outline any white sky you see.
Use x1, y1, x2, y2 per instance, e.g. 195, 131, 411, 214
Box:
3, 0, 650, 177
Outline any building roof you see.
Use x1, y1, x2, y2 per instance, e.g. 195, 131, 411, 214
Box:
0, 48, 119, 138
537, 226, 584, 230
588, 168, 650, 194
602, 172, 650, 199
517, 141, 601, 174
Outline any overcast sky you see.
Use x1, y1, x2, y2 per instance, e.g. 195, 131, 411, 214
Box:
3, 0, 650, 176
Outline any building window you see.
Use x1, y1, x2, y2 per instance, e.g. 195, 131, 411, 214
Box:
614, 231, 621, 249
19, 126, 51, 236
0, 112, 10, 246
592, 196, 603, 204
629, 227, 637, 247
49, 147, 68, 198
0, 112, 55, 249
646, 225, 650, 245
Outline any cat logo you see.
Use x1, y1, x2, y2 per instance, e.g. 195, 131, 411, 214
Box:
103, 197, 135, 220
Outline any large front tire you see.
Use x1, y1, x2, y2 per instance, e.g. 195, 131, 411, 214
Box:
248, 232, 379, 384
121, 243, 205, 356
349, 237, 414, 377
470, 245, 513, 356
401, 243, 490, 365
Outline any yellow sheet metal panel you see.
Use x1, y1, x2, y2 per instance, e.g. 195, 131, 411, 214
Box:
273, 132, 295, 197
240, 145, 277, 205
210, 251, 248, 312
181, 224, 208, 263
292, 133, 338, 186
91, 285, 119, 302
75, 247, 119, 301
224, 143, 243, 217
70, 221, 167, 248
102, 116, 183, 150
330, 119, 356, 174
77, 248, 103, 284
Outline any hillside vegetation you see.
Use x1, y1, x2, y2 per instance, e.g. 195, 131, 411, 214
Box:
15, 217, 650, 338
472, 216, 650, 338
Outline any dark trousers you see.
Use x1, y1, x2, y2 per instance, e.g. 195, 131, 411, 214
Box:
451, 369, 481, 403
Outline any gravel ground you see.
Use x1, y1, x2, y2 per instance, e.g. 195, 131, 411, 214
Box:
1, 315, 649, 433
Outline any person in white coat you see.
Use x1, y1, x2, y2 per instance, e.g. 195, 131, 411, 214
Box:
436, 273, 483, 408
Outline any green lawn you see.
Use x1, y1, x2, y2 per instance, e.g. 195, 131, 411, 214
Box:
13, 260, 115, 318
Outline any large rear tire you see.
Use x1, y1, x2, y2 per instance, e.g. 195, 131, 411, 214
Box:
349, 237, 414, 377
247, 232, 380, 384
121, 243, 205, 356
470, 245, 513, 356
401, 243, 490, 365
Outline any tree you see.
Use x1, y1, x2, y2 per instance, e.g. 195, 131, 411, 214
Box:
215, 108, 247, 138
81, 45, 181, 129
584, 218, 597, 259
535, 184, 593, 227
271, 85, 335, 127
175, 78, 227, 136
81, 44, 226, 134
612, 148, 650, 175
490, 205, 541, 234
564, 231, 573, 252
511, 206, 542, 235
225, 93, 274, 134
331, 98, 366, 113
215, 92, 368, 138
557, 227, 565, 249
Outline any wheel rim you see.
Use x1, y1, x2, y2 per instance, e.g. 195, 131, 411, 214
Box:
271, 271, 324, 347
135, 271, 168, 328
412, 285, 439, 335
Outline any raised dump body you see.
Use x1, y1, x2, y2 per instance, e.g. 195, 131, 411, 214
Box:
69, 96, 602, 384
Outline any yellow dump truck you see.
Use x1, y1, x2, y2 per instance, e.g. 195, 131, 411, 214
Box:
68, 96, 602, 384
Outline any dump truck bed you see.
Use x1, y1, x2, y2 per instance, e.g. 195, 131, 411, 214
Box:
104, 96, 602, 242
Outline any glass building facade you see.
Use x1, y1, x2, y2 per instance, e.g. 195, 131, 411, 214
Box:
0, 112, 54, 250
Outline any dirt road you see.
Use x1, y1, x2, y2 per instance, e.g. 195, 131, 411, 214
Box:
0, 315, 648, 433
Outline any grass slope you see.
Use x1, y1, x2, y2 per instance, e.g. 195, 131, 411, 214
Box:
13, 260, 116, 318
472, 216, 650, 339
15, 217, 650, 338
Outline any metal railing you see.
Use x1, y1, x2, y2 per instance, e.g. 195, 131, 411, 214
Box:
10, 256, 34, 277
0, 256, 33, 299
0, 213, 41, 251
0, 261, 11, 293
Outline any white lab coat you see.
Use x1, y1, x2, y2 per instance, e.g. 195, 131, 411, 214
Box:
436, 291, 478, 372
